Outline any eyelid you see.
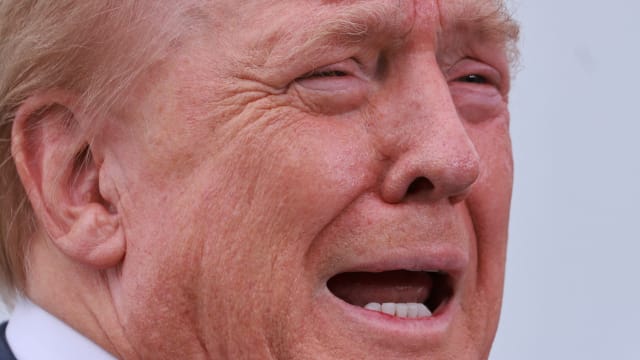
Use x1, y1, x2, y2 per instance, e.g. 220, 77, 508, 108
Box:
294, 58, 368, 93
299, 58, 363, 80
291, 58, 369, 114
447, 58, 504, 90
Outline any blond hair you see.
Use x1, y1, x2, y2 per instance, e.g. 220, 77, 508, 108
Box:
0, 1, 193, 305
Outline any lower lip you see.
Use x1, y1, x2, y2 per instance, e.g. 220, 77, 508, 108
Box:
322, 287, 457, 340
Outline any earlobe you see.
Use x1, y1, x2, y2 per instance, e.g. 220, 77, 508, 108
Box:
11, 90, 125, 269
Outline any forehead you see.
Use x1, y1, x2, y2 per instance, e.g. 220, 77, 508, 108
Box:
192, 0, 518, 69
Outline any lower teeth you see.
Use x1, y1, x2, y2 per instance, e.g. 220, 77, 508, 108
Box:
363, 302, 432, 318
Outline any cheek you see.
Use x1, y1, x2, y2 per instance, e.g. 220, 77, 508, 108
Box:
111, 119, 379, 353
465, 116, 512, 301
183, 113, 380, 350
465, 110, 513, 243
139, 109, 378, 291
218, 114, 377, 247
453, 117, 512, 353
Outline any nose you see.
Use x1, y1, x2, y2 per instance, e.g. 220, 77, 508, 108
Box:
376, 59, 480, 205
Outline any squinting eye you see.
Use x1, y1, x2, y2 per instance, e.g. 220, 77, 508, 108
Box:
303, 70, 348, 78
292, 59, 368, 114
457, 74, 489, 85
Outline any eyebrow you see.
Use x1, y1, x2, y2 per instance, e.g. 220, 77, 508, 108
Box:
315, 1, 518, 59
439, 0, 520, 47
295, 2, 413, 58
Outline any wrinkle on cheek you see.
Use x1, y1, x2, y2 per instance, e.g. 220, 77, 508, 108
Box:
215, 110, 373, 227
287, 86, 325, 116
176, 84, 271, 132
167, 48, 288, 134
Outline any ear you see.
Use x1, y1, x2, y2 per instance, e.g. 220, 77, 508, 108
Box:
11, 90, 125, 269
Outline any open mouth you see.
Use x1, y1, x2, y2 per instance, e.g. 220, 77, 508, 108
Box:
327, 270, 453, 319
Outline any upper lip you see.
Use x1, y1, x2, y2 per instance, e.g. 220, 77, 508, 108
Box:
324, 248, 469, 276
322, 246, 469, 282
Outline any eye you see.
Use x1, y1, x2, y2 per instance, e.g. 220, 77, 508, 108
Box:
291, 59, 369, 114
293, 58, 365, 92
447, 58, 508, 124
302, 69, 349, 79
456, 74, 490, 85
447, 58, 504, 91
295, 59, 361, 89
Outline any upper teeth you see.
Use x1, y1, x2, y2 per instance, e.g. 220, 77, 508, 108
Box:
364, 302, 432, 318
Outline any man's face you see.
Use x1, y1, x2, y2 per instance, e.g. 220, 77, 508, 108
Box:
104, 0, 514, 358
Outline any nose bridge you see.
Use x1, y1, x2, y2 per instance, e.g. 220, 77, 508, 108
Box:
375, 54, 480, 204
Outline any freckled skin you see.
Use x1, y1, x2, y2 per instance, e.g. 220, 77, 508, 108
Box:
70, 0, 514, 359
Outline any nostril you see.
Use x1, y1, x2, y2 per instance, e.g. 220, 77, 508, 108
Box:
406, 177, 434, 196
